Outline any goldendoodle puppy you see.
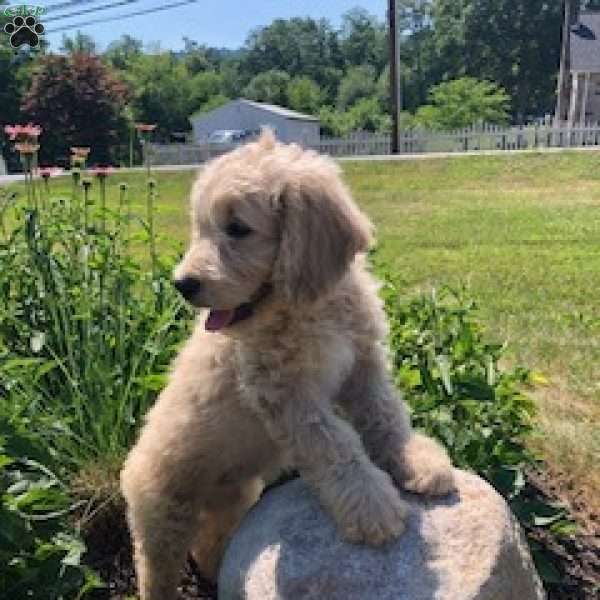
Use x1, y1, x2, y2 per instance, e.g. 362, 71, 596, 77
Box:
120, 130, 454, 600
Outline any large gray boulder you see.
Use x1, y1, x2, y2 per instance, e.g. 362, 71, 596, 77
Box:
218, 470, 545, 600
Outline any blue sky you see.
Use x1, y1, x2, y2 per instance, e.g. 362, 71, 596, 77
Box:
39, 0, 386, 52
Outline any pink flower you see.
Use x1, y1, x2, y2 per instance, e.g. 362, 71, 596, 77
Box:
15, 142, 40, 155
71, 146, 91, 157
38, 166, 64, 179
135, 123, 157, 133
22, 123, 42, 138
4, 125, 20, 140
4, 123, 42, 140
90, 165, 114, 178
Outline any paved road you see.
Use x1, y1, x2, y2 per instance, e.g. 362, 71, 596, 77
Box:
0, 164, 202, 186
2, 146, 599, 186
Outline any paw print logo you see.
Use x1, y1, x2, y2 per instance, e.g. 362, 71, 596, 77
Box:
4, 15, 45, 49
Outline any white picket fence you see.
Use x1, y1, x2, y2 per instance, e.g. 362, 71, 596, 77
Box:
314, 124, 600, 157
148, 123, 600, 165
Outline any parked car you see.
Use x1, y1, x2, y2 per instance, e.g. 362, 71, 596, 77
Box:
208, 130, 246, 144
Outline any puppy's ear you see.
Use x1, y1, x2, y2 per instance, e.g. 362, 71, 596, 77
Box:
274, 161, 373, 304
257, 127, 277, 149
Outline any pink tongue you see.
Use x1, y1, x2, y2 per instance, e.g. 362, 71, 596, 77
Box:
205, 309, 236, 332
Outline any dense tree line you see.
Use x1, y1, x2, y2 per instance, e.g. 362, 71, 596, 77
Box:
1, 1, 596, 164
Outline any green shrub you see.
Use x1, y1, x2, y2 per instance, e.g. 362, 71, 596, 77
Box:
381, 279, 536, 483
414, 77, 510, 130
0, 411, 102, 599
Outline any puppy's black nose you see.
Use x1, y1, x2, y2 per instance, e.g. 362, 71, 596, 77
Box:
173, 276, 202, 301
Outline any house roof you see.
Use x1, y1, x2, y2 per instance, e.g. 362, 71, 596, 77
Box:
189, 98, 319, 122
237, 99, 319, 121
570, 11, 600, 72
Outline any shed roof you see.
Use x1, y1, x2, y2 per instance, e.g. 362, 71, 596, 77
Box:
570, 11, 600, 72
190, 98, 319, 123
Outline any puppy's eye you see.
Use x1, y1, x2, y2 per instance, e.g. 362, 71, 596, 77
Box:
226, 220, 252, 239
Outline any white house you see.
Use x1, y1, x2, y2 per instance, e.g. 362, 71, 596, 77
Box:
189, 98, 320, 145
567, 11, 600, 125
556, 9, 600, 125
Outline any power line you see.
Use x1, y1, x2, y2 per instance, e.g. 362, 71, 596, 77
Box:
44, 0, 106, 12
46, 0, 142, 23
45, 0, 199, 34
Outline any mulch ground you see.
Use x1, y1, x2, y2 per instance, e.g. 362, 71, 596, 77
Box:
84, 506, 217, 600
524, 468, 600, 600
83, 468, 599, 600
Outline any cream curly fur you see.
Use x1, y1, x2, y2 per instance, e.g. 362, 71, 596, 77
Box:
120, 131, 455, 600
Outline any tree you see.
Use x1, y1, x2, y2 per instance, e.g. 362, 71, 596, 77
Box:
336, 65, 377, 110
126, 52, 196, 139
431, 0, 563, 120
339, 7, 387, 72
180, 38, 212, 74
0, 1, 51, 169
219, 58, 245, 99
286, 77, 322, 115
243, 69, 291, 105
319, 105, 355, 137
104, 35, 143, 70
197, 94, 229, 113
394, 1, 438, 111
346, 96, 391, 133
398, 0, 433, 32
320, 96, 391, 137
21, 53, 130, 163
60, 31, 97, 55
241, 18, 343, 94
414, 77, 510, 130
0, 10, 21, 126
189, 70, 224, 112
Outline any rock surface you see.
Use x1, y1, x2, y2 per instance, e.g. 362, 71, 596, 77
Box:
218, 469, 546, 600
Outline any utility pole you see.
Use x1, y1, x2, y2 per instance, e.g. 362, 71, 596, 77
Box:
389, 0, 401, 153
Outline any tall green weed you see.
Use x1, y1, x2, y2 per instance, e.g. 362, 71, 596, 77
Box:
0, 176, 190, 471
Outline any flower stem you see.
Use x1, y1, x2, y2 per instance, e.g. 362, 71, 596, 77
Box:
100, 177, 107, 236
147, 179, 156, 281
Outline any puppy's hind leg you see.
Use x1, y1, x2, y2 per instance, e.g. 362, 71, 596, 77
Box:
121, 444, 205, 600
190, 477, 263, 582
121, 478, 198, 599
121, 377, 278, 600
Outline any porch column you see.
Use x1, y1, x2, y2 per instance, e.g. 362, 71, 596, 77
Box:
568, 72, 580, 127
581, 71, 591, 125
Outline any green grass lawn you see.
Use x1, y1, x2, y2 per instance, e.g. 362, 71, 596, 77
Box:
5, 151, 600, 510
344, 153, 600, 512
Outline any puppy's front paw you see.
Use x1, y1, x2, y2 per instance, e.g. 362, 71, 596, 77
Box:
337, 468, 408, 546
403, 461, 455, 497
389, 433, 455, 497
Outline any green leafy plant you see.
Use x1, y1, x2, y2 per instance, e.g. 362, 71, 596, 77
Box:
0, 412, 102, 599
375, 264, 574, 585
381, 280, 535, 479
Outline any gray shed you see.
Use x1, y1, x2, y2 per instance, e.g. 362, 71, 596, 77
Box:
189, 99, 320, 145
